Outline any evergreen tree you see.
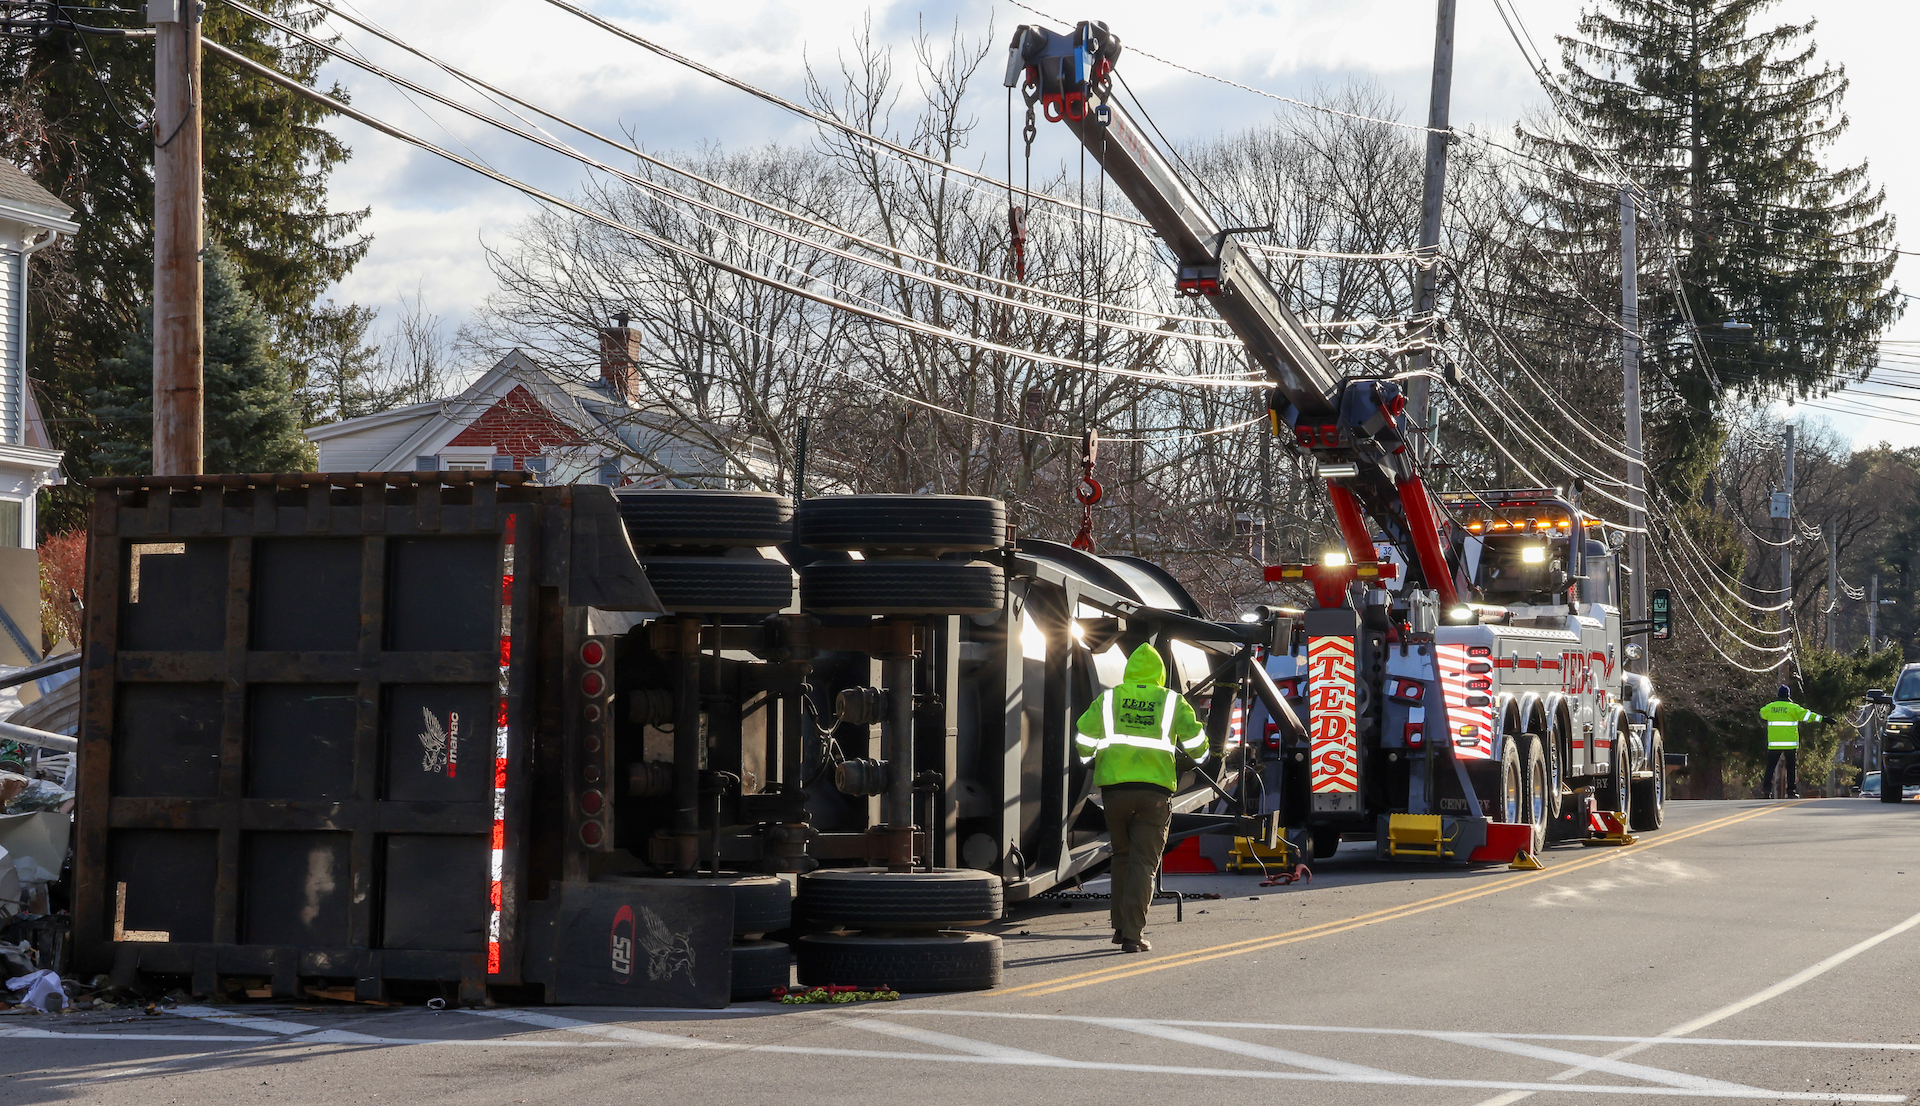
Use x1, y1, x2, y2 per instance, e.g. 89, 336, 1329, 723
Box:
1516, 0, 1902, 490
292, 301, 390, 424
0, 3, 367, 520
94, 244, 312, 474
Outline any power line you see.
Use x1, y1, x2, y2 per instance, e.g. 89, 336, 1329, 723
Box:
205, 39, 1275, 395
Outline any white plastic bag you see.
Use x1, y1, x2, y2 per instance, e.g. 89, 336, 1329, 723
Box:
7, 968, 66, 1012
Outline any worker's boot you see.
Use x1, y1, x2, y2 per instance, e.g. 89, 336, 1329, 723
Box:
1110, 932, 1123, 944
1120, 938, 1151, 954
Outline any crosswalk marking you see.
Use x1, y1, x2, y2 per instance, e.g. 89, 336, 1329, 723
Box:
846, 1019, 1063, 1061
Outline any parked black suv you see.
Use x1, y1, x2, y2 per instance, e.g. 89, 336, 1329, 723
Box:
1873, 665, 1920, 804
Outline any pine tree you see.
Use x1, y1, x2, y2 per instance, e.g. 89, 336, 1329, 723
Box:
1516, 0, 1902, 490
292, 301, 391, 424
93, 244, 312, 474
1, 3, 367, 519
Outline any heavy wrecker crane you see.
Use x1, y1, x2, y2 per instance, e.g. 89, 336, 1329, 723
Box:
1008, 20, 1671, 862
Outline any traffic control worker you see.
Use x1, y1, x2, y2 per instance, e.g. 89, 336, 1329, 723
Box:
1075, 642, 1208, 953
1759, 684, 1822, 799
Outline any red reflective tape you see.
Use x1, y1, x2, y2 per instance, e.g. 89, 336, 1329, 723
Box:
487, 942, 501, 975
1543, 660, 1561, 670
491, 821, 506, 851
490, 880, 503, 910
494, 759, 508, 789
499, 637, 511, 666
1493, 658, 1514, 668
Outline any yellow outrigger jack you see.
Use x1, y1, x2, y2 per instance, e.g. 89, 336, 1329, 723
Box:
1509, 851, 1545, 870
1582, 808, 1638, 847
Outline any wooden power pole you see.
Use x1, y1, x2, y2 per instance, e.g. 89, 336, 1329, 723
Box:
1404, 0, 1456, 455
1621, 189, 1648, 673
150, 0, 204, 475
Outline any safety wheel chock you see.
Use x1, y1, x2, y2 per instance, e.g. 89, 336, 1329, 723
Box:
1509, 851, 1546, 870
1581, 809, 1638, 848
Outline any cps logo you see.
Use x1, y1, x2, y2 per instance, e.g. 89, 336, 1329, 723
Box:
610, 904, 635, 982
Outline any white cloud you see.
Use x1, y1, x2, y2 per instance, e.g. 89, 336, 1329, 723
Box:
306, 0, 1918, 447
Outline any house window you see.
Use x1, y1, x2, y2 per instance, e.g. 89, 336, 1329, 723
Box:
0, 501, 18, 548
522, 456, 548, 474
444, 460, 491, 471
414, 456, 440, 471
490, 454, 515, 470
598, 459, 621, 486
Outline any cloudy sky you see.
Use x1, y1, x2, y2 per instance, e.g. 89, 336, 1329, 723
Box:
305, 0, 1918, 448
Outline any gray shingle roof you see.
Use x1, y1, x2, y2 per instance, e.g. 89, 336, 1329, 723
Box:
0, 162, 74, 219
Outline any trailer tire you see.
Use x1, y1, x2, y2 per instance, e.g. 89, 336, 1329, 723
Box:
614, 489, 793, 548
1309, 825, 1341, 860
797, 495, 1006, 555
639, 557, 796, 613
794, 931, 1002, 993
799, 561, 1005, 616
1518, 732, 1549, 853
797, 868, 1002, 930
599, 873, 793, 938
1630, 731, 1665, 831
730, 939, 793, 1001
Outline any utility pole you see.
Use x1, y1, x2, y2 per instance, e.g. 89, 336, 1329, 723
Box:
1404, 0, 1456, 456
1869, 573, 1880, 653
1621, 190, 1648, 673
150, 0, 204, 475
1779, 425, 1796, 631
1827, 522, 1843, 652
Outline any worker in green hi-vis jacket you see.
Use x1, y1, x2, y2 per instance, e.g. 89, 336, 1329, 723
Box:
1759, 684, 1823, 799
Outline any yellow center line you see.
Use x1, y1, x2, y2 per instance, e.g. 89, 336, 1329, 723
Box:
996, 801, 1812, 999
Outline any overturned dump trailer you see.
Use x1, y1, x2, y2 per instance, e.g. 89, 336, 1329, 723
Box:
75, 475, 1283, 1003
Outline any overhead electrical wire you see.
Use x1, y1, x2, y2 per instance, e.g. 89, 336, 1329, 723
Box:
236, 0, 1269, 357
205, 40, 1280, 394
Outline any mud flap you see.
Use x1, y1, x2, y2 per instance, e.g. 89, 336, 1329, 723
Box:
524, 881, 733, 1007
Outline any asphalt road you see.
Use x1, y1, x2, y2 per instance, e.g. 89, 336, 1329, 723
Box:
6, 798, 1919, 1105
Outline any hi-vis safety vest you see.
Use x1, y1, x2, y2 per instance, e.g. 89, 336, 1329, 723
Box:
1759, 699, 1822, 750
1074, 643, 1207, 791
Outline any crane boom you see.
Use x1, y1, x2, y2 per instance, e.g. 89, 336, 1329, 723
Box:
1008, 19, 1461, 606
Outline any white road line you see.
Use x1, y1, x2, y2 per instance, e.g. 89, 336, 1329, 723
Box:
1467, 905, 1920, 1106
454, 1007, 1901, 1100
900, 1010, 1920, 1050
0, 1028, 270, 1042
169, 1005, 326, 1035
1105, 1019, 1419, 1083
1428, 1032, 1771, 1095
844, 1018, 1063, 1060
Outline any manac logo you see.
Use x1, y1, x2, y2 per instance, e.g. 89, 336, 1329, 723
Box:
610, 904, 635, 983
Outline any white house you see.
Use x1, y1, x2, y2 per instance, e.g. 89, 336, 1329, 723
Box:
0, 163, 75, 665
305, 320, 779, 488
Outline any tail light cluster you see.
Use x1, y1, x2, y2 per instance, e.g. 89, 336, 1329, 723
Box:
572, 635, 614, 850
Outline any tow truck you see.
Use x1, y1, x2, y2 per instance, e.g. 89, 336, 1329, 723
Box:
1008, 19, 1669, 862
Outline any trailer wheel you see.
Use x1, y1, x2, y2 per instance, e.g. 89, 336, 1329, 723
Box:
639, 556, 796, 613
1518, 732, 1549, 852
730, 939, 793, 1001
1309, 824, 1341, 860
615, 490, 794, 549
1629, 731, 1665, 831
599, 873, 793, 938
794, 931, 1002, 993
1491, 737, 1522, 825
797, 868, 1002, 930
798, 561, 1005, 616
797, 495, 1006, 555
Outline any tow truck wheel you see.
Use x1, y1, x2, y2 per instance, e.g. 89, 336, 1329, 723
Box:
1518, 732, 1549, 852
731, 939, 794, 1001
1309, 824, 1341, 860
1882, 769, 1905, 803
1492, 738, 1522, 825
1599, 733, 1633, 826
1629, 731, 1665, 831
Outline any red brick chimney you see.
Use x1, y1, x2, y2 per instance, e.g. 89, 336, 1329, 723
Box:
598, 311, 640, 404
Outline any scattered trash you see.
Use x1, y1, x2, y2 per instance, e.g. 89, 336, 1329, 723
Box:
427, 997, 447, 1011
7, 969, 66, 1013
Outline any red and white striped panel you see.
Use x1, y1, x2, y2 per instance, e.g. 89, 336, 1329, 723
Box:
1435, 642, 1495, 761
487, 514, 516, 977
1306, 635, 1358, 793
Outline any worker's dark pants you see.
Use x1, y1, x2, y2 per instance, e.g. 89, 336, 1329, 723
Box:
1765, 749, 1799, 797
1103, 786, 1173, 941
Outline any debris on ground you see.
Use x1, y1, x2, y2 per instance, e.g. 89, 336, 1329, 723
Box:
7, 969, 67, 1012
773, 985, 900, 1004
